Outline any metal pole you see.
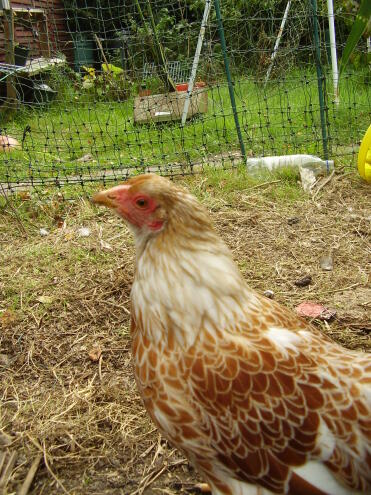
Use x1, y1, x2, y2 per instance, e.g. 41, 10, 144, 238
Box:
181, 0, 212, 126
213, 0, 247, 164
264, 0, 291, 86
311, 0, 329, 161
326, 0, 339, 104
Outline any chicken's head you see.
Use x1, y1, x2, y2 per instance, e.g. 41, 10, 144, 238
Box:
92, 173, 215, 245
92, 174, 172, 234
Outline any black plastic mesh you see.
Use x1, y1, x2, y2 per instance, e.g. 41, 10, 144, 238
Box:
0, 0, 370, 196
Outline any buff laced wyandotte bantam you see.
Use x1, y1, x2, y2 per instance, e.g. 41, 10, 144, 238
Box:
92, 174, 371, 495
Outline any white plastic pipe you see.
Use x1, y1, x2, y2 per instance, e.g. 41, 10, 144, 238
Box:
181, 0, 211, 126
327, 0, 339, 104
246, 154, 334, 193
246, 154, 334, 173
264, 0, 291, 86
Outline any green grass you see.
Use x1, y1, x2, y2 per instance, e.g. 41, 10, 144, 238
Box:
190, 165, 304, 205
0, 163, 305, 222
1, 68, 369, 186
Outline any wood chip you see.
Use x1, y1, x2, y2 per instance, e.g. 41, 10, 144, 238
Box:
88, 347, 102, 362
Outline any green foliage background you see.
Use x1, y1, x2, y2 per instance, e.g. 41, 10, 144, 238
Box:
64, 0, 368, 71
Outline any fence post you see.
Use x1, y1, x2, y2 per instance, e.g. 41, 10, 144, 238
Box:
1, 1, 17, 114
310, 0, 329, 161
213, 0, 247, 164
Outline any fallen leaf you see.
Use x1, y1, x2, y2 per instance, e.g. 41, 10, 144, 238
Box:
0, 309, 17, 328
88, 347, 102, 362
296, 301, 336, 321
53, 215, 64, 227
17, 191, 31, 201
37, 295, 54, 305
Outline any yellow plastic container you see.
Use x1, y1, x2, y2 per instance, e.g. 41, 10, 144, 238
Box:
358, 124, 371, 182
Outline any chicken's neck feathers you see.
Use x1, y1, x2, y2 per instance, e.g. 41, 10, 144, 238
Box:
131, 228, 257, 348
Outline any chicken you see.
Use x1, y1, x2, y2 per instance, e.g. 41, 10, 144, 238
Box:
0, 133, 20, 152
92, 174, 371, 495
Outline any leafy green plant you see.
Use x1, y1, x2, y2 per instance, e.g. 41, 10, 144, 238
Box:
340, 0, 371, 74
102, 63, 124, 75
64, 0, 364, 81
81, 64, 133, 101
139, 76, 165, 94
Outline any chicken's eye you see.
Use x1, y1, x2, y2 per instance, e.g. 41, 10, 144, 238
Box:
135, 197, 148, 209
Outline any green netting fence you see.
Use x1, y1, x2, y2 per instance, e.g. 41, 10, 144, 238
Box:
0, 0, 370, 196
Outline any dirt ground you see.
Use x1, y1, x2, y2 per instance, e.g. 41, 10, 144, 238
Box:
0, 167, 370, 494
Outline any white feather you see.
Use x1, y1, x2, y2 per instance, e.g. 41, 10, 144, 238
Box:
211, 478, 275, 495
316, 418, 336, 460
132, 240, 249, 347
293, 461, 364, 495
266, 327, 302, 350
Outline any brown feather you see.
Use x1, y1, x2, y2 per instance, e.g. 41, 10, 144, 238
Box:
94, 175, 371, 495
289, 473, 328, 495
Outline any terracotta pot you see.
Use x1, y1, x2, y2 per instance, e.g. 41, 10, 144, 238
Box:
139, 89, 152, 97
176, 83, 188, 92
176, 81, 207, 92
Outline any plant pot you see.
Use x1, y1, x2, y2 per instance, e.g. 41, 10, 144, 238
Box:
73, 38, 95, 72
176, 81, 207, 92
176, 83, 188, 92
14, 45, 30, 67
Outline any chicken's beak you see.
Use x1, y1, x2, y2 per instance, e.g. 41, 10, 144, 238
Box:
91, 184, 131, 212
91, 189, 119, 209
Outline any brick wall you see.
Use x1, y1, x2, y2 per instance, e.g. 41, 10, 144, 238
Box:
0, 0, 72, 63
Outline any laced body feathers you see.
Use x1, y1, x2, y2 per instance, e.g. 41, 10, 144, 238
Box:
94, 175, 371, 495
129, 180, 371, 495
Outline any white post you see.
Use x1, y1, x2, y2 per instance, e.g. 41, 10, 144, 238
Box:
181, 0, 211, 126
264, 0, 291, 86
0, 0, 11, 8
327, 0, 339, 104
